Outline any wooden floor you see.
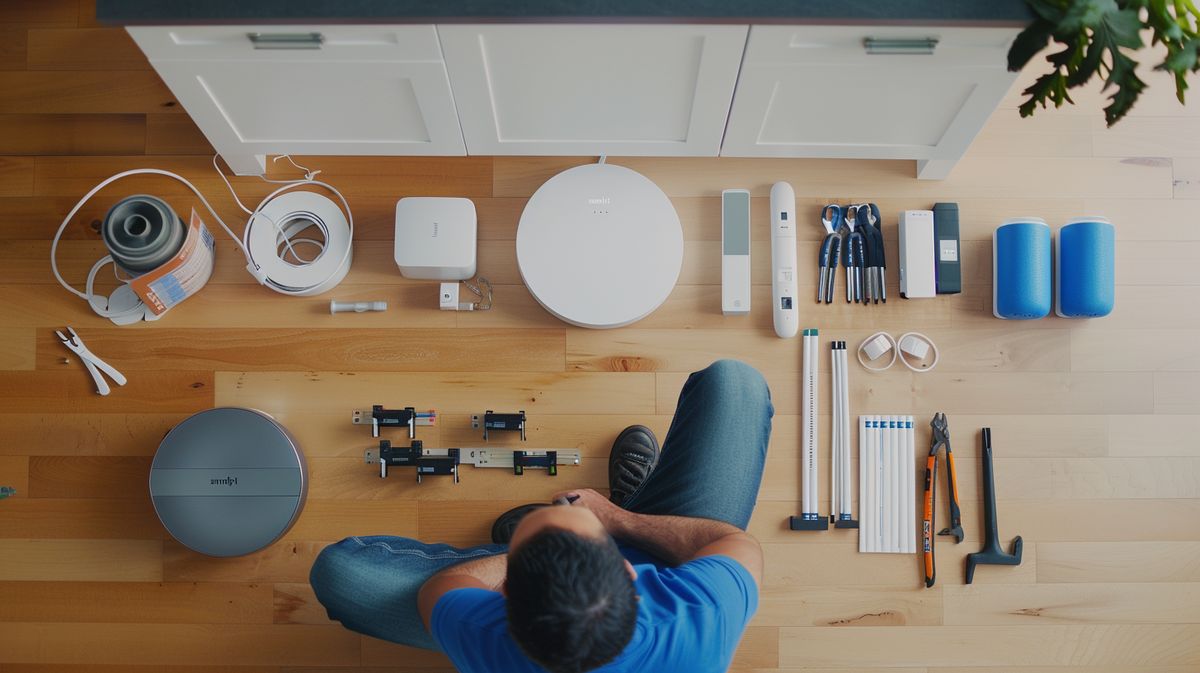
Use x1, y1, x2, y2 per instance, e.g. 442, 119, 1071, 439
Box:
2, 2, 1200, 672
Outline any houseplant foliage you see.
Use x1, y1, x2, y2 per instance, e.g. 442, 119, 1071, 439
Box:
1008, 0, 1200, 125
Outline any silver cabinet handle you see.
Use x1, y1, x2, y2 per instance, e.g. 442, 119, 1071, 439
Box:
248, 32, 324, 50
863, 37, 938, 55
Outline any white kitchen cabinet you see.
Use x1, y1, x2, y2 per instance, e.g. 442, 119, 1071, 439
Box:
436, 24, 748, 156
722, 25, 1020, 179
127, 25, 465, 175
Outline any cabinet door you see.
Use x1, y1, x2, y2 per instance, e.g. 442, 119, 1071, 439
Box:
438, 24, 748, 156
129, 25, 465, 175
722, 26, 1019, 178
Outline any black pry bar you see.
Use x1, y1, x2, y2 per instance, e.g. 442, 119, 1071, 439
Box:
481, 410, 526, 441
513, 450, 558, 476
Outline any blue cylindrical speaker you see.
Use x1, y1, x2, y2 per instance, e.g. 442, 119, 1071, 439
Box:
1057, 217, 1115, 318
993, 218, 1052, 320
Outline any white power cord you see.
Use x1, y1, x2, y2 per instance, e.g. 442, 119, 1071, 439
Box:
51, 155, 354, 319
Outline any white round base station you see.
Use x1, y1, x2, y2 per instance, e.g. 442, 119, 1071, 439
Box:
516, 163, 683, 329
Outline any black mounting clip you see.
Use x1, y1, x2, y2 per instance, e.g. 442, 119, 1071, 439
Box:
473, 410, 526, 441
370, 439, 459, 483
513, 450, 557, 476
353, 406, 437, 439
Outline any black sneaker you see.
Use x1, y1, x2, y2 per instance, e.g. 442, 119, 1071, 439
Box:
491, 503, 549, 545
608, 425, 660, 507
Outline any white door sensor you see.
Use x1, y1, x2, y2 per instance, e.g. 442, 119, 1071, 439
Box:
770, 182, 799, 338
898, 209, 936, 299
722, 189, 751, 315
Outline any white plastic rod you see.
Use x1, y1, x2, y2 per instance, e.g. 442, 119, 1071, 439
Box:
905, 416, 916, 554
840, 347, 852, 518
858, 415, 868, 552
830, 342, 839, 520
800, 328, 819, 518
884, 415, 894, 551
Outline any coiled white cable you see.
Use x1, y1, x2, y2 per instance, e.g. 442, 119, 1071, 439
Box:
897, 331, 940, 372
50, 156, 354, 311
857, 331, 898, 372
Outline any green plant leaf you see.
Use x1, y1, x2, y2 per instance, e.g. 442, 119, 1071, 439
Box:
1161, 36, 1200, 72
1008, 19, 1056, 70
1018, 71, 1074, 117
1103, 49, 1148, 124
1057, 0, 1119, 33
1066, 37, 1106, 86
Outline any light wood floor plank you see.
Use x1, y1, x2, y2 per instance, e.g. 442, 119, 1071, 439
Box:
0, 539, 161, 581
0, 498, 160, 538
1154, 372, 1200, 413
0, 157, 36, 196
283, 499, 418, 541
779, 624, 1200, 667
1037, 542, 1200, 583
0, 580, 272, 623
31, 327, 566, 373
0, 113, 145, 156
1072, 329, 1200, 372
0, 72, 178, 114
163, 540, 322, 583
0, 413, 184, 456
1108, 415, 1200, 456
756, 585, 943, 627
1173, 157, 1200, 198
943, 582, 1200, 625
144, 113, 212, 155
28, 456, 150, 498
26, 27, 149, 70
0, 327, 34, 370
0, 370, 213, 413
0, 455, 28, 500
0, 623, 360, 666
216, 371, 657, 416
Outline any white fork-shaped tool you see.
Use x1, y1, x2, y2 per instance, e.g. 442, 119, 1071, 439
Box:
56, 326, 127, 396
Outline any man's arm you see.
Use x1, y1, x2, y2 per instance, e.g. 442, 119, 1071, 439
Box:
417, 552, 507, 632
554, 489, 762, 586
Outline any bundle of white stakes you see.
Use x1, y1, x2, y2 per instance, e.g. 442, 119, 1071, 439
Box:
800, 329, 820, 521
858, 415, 916, 553
830, 342, 852, 523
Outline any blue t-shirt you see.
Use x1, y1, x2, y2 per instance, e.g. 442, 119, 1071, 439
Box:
431, 551, 757, 673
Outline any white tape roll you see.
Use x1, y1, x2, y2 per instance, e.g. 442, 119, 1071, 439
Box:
245, 190, 353, 296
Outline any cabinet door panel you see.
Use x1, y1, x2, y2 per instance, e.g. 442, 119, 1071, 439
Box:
439, 24, 748, 156
147, 58, 464, 172
723, 25, 1019, 169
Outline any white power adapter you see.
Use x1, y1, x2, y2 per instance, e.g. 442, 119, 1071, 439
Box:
439, 282, 462, 311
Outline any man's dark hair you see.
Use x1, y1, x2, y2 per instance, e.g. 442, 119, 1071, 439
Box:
506, 528, 638, 673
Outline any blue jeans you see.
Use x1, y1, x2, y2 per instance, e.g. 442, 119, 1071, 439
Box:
310, 359, 773, 650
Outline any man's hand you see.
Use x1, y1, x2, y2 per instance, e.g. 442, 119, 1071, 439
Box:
550, 488, 761, 584
550, 488, 627, 533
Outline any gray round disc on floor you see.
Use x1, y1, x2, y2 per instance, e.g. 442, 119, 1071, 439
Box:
150, 407, 307, 557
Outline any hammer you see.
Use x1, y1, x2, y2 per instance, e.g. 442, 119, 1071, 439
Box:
965, 428, 1022, 584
